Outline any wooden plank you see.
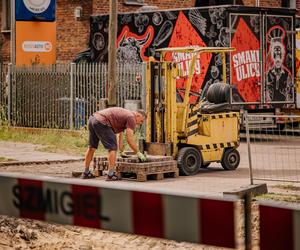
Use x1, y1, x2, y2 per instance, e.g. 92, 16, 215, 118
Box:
115, 160, 179, 182
119, 169, 179, 182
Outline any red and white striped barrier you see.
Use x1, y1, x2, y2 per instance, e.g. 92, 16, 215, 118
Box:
259, 201, 300, 250
0, 173, 238, 248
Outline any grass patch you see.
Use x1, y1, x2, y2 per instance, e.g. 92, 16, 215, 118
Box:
272, 184, 300, 192
0, 126, 93, 156
256, 193, 300, 203
0, 126, 143, 156
0, 157, 15, 162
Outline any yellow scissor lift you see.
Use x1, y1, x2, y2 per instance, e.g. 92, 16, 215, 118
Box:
143, 47, 240, 175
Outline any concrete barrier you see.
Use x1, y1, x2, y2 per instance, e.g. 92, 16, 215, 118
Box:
259, 201, 300, 250
0, 172, 239, 248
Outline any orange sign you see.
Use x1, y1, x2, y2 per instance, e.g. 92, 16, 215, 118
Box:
16, 21, 56, 65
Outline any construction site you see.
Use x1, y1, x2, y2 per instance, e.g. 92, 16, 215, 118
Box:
0, 1, 300, 250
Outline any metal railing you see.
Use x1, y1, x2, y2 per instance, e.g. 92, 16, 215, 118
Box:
12, 64, 71, 128
0, 63, 8, 125
0, 62, 143, 129
245, 113, 300, 183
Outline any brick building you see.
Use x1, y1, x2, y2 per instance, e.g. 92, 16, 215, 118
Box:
0, 0, 299, 63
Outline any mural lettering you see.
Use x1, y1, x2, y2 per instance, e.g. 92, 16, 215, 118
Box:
172, 52, 201, 76
232, 50, 260, 81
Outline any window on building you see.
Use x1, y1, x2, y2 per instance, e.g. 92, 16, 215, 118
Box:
1, 0, 11, 31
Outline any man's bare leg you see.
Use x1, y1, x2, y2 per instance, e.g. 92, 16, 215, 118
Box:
106, 150, 122, 180
108, 150, 117, 171
84, 147, 96, 173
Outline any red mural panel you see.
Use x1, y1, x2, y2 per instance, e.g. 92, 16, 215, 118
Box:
231, 17, 261, 103
166, 11, 211, 104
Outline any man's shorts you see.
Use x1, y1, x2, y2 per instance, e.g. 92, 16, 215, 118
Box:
88, 115, 117, 150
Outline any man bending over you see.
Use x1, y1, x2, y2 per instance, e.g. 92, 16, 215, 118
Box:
82, 107, 147, 180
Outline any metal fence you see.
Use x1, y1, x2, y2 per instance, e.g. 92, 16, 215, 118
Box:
0, 63, 8, 125
0, 62, 143, 129
245, 114, 300, 183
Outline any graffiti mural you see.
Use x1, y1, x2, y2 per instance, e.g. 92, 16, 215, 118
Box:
116, 26, 154, 63
84, 7, 229, 104
296, 27, 300, 109
79, 6, 295, 107
163, 11, 213, 103
265, 19, 294, 103
230, 14, 261, 104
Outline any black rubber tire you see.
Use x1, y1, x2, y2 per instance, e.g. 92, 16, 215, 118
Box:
206, 83, 230, 104
201, 162, 211, 168
221, 148, 240, 170
177, 147, 202, 176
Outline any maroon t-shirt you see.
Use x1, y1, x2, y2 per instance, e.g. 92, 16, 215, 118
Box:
93, 107, 136, 134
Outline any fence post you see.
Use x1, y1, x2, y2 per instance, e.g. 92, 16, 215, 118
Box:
70, 63, 75, 130
244, 191, 253, 250
244, 110, 254, 250
7, 63, 12, 126
141, 62, 147, 111
245, 111, 254, 185
140, 62, 147, 136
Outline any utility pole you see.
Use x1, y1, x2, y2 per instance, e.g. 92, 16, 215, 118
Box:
108, 0, 117, 107
11, 0, 16, 65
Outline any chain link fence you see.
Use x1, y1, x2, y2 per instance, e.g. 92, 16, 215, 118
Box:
244, 113, 300, 183
0, 62, 143, 129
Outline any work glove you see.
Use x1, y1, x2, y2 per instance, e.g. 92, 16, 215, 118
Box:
120, 151, 130, 158
137, 151, 147, 162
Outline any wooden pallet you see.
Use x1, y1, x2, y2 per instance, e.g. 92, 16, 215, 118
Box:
116, 160, 179, 182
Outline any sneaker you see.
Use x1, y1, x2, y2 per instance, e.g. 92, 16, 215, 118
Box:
106, 173, 122, 181
81, 171, 96, 179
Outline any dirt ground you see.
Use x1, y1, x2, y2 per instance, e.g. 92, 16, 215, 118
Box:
0, 214, 217, 250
